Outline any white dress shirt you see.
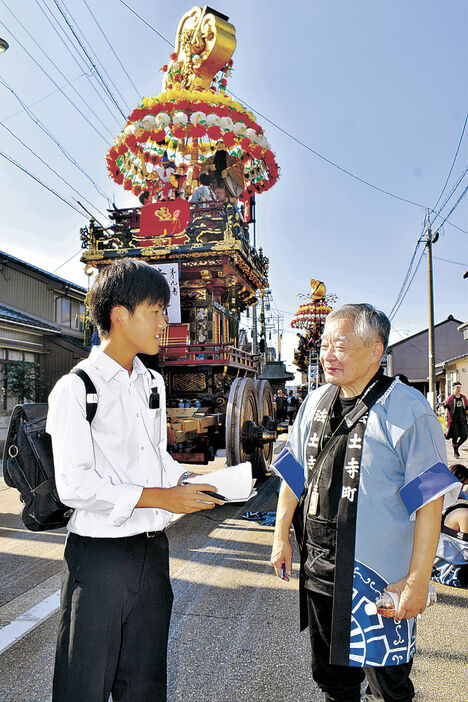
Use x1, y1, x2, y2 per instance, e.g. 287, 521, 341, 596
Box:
46, 346, 185, 537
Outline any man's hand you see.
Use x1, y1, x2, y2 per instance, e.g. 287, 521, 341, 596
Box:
136, 483, 224, 513
386, 574, 429, 620
271, 480, 299, 582
270, 537, 293, 582
387, 496, 443, 619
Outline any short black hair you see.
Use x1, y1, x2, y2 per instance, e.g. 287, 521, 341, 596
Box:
87, 258, 171, 336
139, 190, 150, 205
449, 464, 468, 483
199, 172, 211, 185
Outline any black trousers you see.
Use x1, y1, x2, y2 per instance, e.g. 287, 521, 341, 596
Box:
451, 419, 468, 449
53, 531, 173, 702
306, 590, 414, 702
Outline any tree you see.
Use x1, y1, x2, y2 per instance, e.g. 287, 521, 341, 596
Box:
5, 361, 43, 403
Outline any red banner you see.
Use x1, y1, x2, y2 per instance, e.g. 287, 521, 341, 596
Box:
138, 198, 190, 246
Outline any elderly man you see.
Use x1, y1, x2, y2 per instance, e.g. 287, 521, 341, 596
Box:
271, 304, 460, 702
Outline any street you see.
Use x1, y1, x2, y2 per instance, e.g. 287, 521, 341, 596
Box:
0, 439, 466, 702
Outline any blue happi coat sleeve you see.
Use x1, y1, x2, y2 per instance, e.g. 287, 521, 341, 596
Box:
396, 413, 461, 520
271, 394, 311, 500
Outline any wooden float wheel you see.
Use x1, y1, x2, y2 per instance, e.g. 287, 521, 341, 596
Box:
225, 378, 259, 468
252, 379, 275, 479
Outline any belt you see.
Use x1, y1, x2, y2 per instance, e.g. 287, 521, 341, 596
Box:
145, 530, 164, 538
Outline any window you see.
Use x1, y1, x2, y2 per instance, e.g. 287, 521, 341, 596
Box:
55, 297, 71, 327
74, 303, 86, 330
0, 349, 39, 408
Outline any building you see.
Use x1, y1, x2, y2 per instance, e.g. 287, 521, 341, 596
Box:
258, 360, 294, 394
0, 251, 89, 445
386, 315, 466, 396
434, 322, 468, 398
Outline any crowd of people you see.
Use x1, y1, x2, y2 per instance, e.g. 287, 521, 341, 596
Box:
274, 388, 301, 425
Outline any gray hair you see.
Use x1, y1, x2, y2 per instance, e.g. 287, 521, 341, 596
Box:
324, 303, 390, 350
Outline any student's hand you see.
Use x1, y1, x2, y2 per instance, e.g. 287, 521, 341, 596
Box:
137, 484, 224, 513
270, 538, 293, 582
163, 483, 224, 514
386, 575, 429, 619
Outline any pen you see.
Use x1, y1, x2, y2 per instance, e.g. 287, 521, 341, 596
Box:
200, 490, 228, 502
281, 563, 286, 579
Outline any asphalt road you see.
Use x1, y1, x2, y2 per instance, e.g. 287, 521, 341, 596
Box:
0, 439, 466, 702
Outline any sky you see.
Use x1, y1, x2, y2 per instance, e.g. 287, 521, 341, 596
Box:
0, 0, 467, 381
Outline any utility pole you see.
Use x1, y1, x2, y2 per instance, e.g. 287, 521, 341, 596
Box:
252, 302, 258, 354
425, 209, 438, 409
277, 314, 282, 360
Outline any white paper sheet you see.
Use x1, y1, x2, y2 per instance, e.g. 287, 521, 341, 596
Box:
186, 462, 254, 502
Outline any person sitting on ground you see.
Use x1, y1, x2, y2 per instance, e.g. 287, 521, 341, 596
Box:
449, 463, 468, 499
189, 173, 216, 204
432, 464, 468, 588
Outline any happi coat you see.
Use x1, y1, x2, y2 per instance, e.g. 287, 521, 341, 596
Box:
444, 393, 468, 438
281, 378, 460, 668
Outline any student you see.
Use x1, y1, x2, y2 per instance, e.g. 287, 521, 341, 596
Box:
47, 258, 221, 702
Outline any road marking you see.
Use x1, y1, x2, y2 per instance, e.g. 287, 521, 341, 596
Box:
0, 590, 60, 655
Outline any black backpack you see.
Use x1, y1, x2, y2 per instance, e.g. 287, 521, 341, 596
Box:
2, 368, 98, 531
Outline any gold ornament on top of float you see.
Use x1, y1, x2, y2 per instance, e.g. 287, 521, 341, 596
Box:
162, 5, 236, 91
105, 5, 279, 203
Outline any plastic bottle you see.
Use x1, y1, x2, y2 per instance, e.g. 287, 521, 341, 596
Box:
364, 583, 437, 618
184, 399, 191, 408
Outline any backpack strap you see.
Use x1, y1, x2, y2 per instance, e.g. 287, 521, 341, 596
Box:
147, 368, 158, 385
70, 368, 98, 423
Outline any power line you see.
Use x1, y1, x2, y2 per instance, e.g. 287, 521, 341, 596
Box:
0, 119, 109, 220
52, 249, 82, 273
81, 0, 141, 101
388, 236, 424, 319
51, 0, 128, 119
444, 220, 468, 235
389, 246, 426, 321
434, 184, 468, 232
0, 149, 87, 218
387, 176, 467, 322
431, 113, 468, 214
0, 71, 89, 122
0, 0, 115, 139
59, 0, 130, 112
433, 255, 468, 267
0, 76, 110, 200
117, 0, 173, 46
34, 0, 122, 128
228, 88, 429, 211
430, 167, 468, 229
0, 16, 110, 143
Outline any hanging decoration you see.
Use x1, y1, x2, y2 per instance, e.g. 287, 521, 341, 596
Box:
105, 6, 279, 203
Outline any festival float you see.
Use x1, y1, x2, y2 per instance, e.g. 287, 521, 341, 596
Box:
291, 279, 336, 387
80, 6, 280, 477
